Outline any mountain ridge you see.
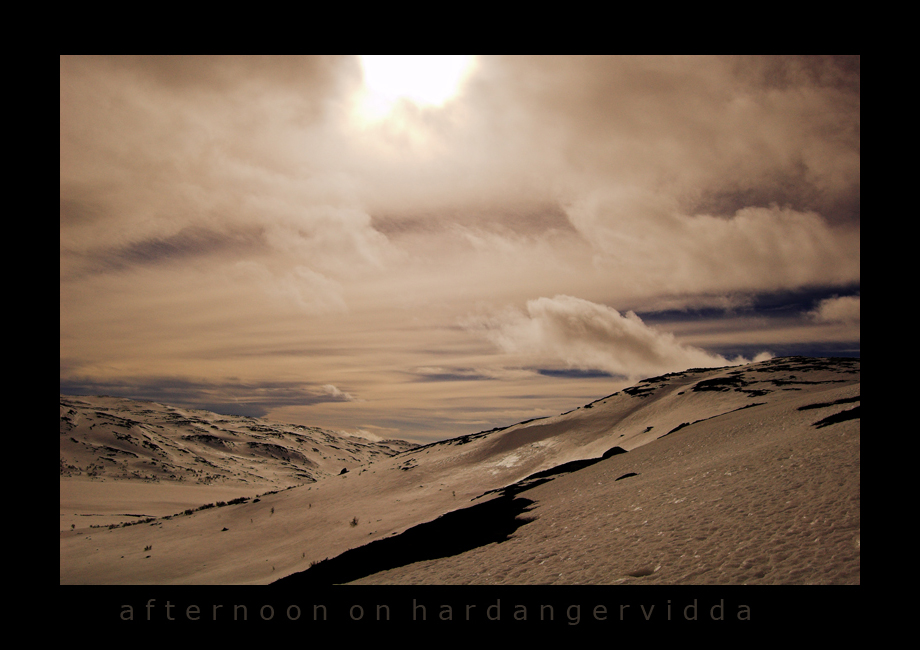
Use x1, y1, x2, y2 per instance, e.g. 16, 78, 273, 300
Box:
60, 394, 417, 488
61, 355, 859, 585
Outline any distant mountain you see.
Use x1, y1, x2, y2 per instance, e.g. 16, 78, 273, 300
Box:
60, 395, 416, 488
61, 356, 859, 585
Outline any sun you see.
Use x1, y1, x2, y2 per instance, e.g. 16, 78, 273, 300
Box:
355, 55, 476, 123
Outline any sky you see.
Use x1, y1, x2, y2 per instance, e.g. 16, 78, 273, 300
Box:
60, 55, 860, 443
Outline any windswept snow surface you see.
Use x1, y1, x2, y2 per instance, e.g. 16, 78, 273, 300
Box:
61, 356, 859, 585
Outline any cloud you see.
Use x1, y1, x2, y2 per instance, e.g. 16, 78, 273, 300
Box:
466, 295, 768, 379
446, 56, 859, 216
232, 261, 348, 315
808, 295, 860, 325
563, 192, 859, 296
60, 376, 357, 419
536, 368, 616, 379
60, 56, 857, 440
61, 55, 858, 299
411, 367, 496, 382
258, 204, 402, 278
409, 366, 549, 383
321, 384, 357, 402
341, 428, 388, 442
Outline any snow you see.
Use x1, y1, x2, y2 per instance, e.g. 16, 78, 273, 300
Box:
60, 356, 859, 585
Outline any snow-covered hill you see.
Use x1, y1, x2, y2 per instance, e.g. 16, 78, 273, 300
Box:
60, 356, 859, 585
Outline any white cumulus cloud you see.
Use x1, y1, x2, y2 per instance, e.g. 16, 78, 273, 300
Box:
468, 295, 768, 379
809, 295, 860, 324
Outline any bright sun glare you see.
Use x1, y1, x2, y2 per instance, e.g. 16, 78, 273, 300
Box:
356, 55, 476, 123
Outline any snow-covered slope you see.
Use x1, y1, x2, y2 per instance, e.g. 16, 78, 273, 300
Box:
60, 395, 415, 527
60, 394, 415, 486
60, 356, 859, 585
